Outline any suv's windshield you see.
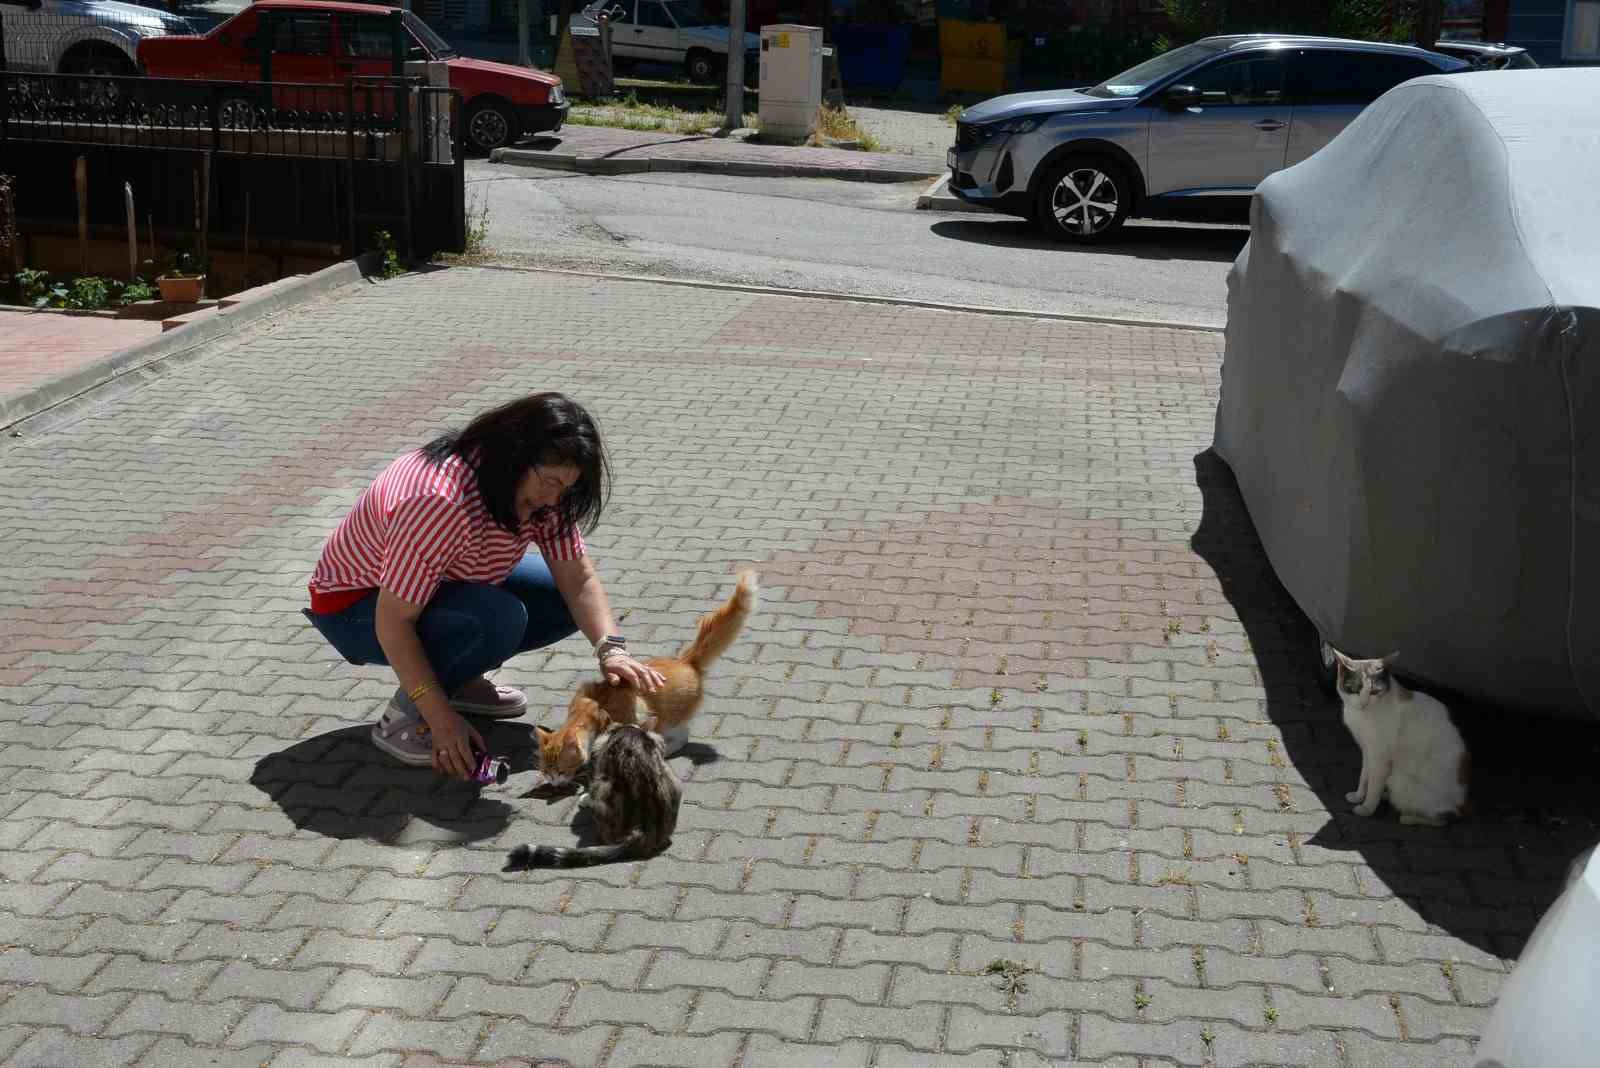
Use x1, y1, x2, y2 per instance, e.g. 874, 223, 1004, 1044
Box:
1083, 40, 1226, 98
404, 11, 457, 58
661, 0, 712, 27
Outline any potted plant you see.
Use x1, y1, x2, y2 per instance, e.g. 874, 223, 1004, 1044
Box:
156, 251, 207, 303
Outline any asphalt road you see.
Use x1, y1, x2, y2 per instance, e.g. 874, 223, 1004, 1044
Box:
468, 162, 1246, 327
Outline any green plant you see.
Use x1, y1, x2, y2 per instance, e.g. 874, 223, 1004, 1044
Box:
119, 279, 159, 305
1200, 1025, 1216, 1046
67, 276, 110, 310
14, 266, 50, 306
372, 229, 405, 279
1134, 991, 1153, 1010
158, 250, 206, 279
1264, 1005, 1279, 1024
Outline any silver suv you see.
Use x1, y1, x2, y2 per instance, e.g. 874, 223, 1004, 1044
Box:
948, 35, 1466, 242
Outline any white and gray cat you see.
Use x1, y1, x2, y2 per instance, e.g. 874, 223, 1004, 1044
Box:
1333, 650, 1471, 826
503, 725, 682, 869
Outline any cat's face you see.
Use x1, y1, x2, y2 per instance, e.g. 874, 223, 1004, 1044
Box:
1333, 651, 1396, 705
535, 696, 607, 785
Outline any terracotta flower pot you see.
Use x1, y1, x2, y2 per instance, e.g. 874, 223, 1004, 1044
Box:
158, 275, 206, 303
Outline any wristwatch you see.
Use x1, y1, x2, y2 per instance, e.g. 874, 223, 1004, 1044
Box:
595, 635, 627, 661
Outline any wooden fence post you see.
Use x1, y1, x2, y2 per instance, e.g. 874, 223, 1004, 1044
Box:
75, 156, 88, 277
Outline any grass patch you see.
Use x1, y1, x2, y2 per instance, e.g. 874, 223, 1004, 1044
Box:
567, 92, 758, 135
808, 104, 881, 151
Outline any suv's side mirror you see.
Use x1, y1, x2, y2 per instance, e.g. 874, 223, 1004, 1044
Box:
1163, 84, 1201, 109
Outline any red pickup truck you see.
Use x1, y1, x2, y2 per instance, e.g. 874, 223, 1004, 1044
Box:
138, 0, 568, 154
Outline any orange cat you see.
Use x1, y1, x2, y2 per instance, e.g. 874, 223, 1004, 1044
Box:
536, 571, 758, 785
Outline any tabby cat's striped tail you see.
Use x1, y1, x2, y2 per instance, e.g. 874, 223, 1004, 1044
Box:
503, 829, 648, 870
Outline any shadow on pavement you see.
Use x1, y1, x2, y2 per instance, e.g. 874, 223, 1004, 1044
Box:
929, 218, 1248, 263
248, 718, 541, 844
1191, 447, 1600, 960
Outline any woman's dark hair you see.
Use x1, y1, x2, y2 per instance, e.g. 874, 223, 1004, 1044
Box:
421, 392, 610, 535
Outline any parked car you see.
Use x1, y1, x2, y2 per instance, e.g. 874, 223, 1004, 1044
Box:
1474, 844, 1599, 1068
580, 0, 757, 83
0, 0, 193, 77
136, 0, 568, 154
948, 34, 1466, 243
1427, 38, 1538, 69
115, 0, 250, 33
1215, 68, 1600, 719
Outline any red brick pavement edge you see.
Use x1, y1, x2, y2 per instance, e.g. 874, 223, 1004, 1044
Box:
0, 254, 377, 435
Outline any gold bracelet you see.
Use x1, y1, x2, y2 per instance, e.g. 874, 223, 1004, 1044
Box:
407, 681, 435, 702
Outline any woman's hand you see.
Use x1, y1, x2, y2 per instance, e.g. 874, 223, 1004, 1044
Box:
428, 707, 485, 780
603, 653, 666, 693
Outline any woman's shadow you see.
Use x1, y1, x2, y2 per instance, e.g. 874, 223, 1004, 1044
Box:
248, 719, 543, 844
249, 722, 724, 847
1190, 447, 1600, 961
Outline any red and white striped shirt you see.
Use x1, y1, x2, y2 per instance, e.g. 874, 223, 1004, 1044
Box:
308, 449, 585, 613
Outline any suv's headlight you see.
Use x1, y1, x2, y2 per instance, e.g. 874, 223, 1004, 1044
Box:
994, 116, 1041, 135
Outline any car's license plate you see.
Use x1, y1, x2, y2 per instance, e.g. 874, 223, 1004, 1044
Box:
946, 148, 958, 170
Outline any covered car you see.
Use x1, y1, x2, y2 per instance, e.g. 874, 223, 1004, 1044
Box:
1213, 68, 1600, 718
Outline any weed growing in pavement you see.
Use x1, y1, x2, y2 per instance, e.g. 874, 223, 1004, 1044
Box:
465, 196, 492, 257
372, 230, 406, 279
434, 195, 494, 267
985, 959, 1033, 997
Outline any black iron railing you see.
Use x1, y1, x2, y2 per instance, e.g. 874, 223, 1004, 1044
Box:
1, 71, 424, 161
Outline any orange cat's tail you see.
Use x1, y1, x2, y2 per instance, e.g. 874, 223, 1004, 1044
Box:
680, 571, 759, 672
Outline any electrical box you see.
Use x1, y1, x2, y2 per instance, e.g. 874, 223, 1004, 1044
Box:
758, 24, 824, 141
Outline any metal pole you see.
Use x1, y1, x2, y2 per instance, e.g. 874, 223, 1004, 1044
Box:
518, 0, 531, 66
724, 0, 746, 131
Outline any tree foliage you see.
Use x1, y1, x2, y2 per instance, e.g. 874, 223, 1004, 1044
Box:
1157, 0, 1434, 45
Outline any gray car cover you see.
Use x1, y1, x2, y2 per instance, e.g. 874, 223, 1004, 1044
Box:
1214, 68, 1600, 719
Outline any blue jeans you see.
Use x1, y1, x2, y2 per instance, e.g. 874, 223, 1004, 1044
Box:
305, 553, 578, 707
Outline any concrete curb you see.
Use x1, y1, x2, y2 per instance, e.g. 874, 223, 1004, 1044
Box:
470, 262, 1224, 333
915, 173, 994, 214
1, 253, 378, 436
491, 147, 940, 184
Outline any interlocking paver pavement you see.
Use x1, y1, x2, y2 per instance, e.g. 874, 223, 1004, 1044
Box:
3, 267, 1599, 1067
